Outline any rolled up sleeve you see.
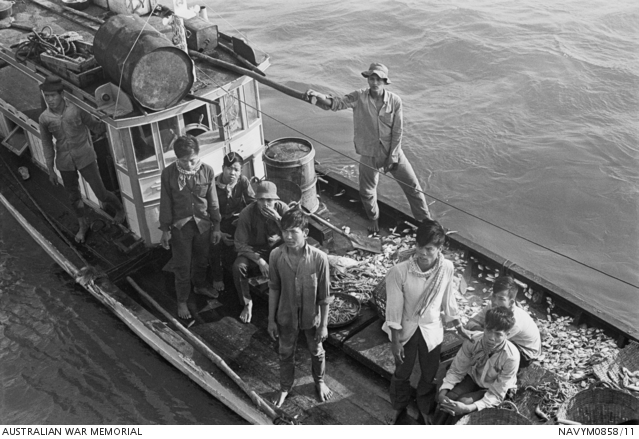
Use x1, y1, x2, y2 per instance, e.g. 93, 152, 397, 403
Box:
388, 99, 403, 161
316, 252, 333, 305
206, 180, 221, 231
384, 266, 404, 330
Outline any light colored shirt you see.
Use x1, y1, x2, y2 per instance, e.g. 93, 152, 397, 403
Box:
319, 88, 403, 159
441, 333, 520, 411
468, 305, 542, 360
159, 162, 221, 233
382, 256, 459, 351
268, 243, 333, 330
39, 99, 105, 171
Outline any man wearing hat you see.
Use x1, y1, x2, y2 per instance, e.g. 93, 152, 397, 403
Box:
38, 75, 125, 243
233, 180, 289, 323
306, 63, 431, 233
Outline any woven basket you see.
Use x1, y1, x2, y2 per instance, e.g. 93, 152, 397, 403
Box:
456, 403, 532, 425
557, 388, 639, 425
593, 340, 639, 388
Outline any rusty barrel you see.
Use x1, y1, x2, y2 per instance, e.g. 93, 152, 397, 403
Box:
263, 138, 319, 213
94, 15, 194, 111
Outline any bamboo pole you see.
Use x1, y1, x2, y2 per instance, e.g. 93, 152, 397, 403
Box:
126, 277, 280, 421
188, 50, 309, 103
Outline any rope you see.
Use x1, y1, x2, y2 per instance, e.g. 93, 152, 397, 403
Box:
114, 8, 158, 118
191, 67, 639, 291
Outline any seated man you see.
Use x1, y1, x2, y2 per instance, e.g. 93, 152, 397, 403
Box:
437, 307, 520, 417
466, 275, 541, 368
233, 181, 289, 323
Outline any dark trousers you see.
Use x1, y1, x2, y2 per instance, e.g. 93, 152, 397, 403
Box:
60, 160, 122, 218
171, 220, 210, 303
231, 247, 272, 305
390, 330, 442, 415
211, 218, 237, 283
277, 324, 325, 392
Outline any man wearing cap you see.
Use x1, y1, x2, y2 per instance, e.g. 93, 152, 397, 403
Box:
233, 180, 289, 323
306, 63, 431, 233
38, 75, 125, 243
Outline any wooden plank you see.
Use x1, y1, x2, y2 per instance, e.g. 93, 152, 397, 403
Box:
327, 306, 379, 347
192, 317, 386, 424
343, 320, 395, 380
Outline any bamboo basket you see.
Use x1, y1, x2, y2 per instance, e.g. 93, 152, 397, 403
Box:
557, 388, 639, 425
593, 340, 639, 390
456, 403, 532, 425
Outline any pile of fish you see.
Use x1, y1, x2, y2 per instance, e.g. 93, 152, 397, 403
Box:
328, 225, 625, 388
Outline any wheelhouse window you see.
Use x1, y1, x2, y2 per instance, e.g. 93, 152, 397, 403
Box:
158, 117, 180, 166
224, 89, 243, 135
128, 124, 158, 173
183, 105, 210, 136
244, 81, 260, 126
110, 127, 128, 170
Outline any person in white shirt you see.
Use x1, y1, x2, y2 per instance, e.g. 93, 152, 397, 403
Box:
467, 275, 541, 368
438, 307, 520, 418
383, 219, 466, 424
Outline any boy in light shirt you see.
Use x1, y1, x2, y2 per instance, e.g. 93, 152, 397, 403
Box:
467, 275, 541, 368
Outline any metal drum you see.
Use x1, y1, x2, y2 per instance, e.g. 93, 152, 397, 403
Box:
93, 15, 194, 111
263, 137, 319, 213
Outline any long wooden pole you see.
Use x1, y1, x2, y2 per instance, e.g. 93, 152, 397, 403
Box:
126, 277, 280, 421
188, 50, 309, 103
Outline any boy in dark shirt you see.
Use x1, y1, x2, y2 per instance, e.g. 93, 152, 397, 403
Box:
268, 209, 333, 407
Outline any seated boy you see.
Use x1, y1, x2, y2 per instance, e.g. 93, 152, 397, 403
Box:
267, 209, 334, 407
466, 275, 541, 368
437, 307, 520, 417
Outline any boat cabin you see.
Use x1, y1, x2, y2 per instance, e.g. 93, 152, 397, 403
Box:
0, 22, 269, 246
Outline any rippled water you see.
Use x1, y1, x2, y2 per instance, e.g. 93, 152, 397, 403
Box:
208, 0, 638, 329
0, 206, 244, 424
2, 0, 637, 425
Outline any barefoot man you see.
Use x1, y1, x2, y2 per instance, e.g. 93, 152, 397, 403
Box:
306, 63, 431, 233
39, 75, 125, 242
159, 135, 222, 319
268, 208, 334, 407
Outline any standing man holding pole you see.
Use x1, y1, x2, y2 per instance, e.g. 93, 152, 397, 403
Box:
306, 63, 431, 233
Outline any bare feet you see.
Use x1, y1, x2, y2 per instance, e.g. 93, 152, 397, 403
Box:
113, 208, 126, 224
75, 218, 89, 243
177, 301, 191, 319
213, 280, 225, 292
272, 390, 289, 408
388, 408, 407, 425
316, 382, 333, 403
367, 218, 379, 235
194, 285, 219, 299
239, 301, 253, 323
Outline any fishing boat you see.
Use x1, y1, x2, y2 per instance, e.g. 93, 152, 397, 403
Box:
0, 0, 636, 425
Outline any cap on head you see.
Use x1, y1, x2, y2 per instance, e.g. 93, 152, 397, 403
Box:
40, 75, 64, 93
255, 180, 279, 200
361, 62, 391, 84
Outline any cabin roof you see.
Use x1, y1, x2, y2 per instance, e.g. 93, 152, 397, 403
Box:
0, 0, 269, 125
